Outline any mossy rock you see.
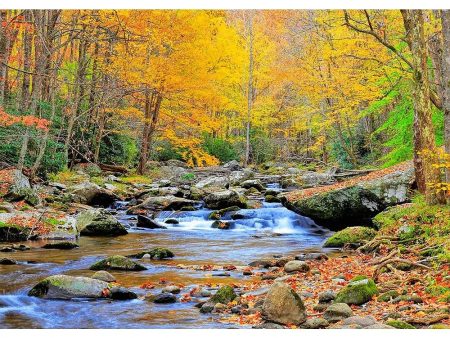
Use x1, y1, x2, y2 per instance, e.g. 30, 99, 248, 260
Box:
128, 247, 174, 260
211, 220, 231, 230
323, 226, 377, 248
265, 195, 281, 203
89, 255, 147, 271
244, 187, 260, 195
77, 209, 128, 237
0, 223, 30, 242
210, 285, 236, 304
334, 278, 378, 305
208, 206, 241, 220
378, 290, 400, 302
42, 242, 79, 250
386, 319, 415, 329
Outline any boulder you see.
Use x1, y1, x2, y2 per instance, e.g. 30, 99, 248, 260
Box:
386, 319, 416, 329
137, 215, 166, 229
323, 226, 377, 248
76, 209, 128, 237
223, 160, 241, 171
28, 274, 135, 300
204, 190, 247, 209
69, 182, 118, 207
200, 301, 215, 313
253, 322, 285, 329
284, 260, 310, 273
0, 223, 30, 242
3, 169, 40, 206
72, 163, 102, 176
229, 169, 254, 185
318, 290, 336, 303
323, 303, 353, 322
90, 255, 147, 271
334, 277, 378, 305
285, 164, 414, 228
0, 258, 17, 265
241, 179, 265, 191
210, 285, 236, 304
91, 270, 116, 282
340, 315, 378, 328
262, 282, 307, 325
211, 220, 231, 230
194, 176, 229, 189
153, 292, 176, 304
301, 318, 330, 329
41, 242, 79, 250
127, 195, 196, 213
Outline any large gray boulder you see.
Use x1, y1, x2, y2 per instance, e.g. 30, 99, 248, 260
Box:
262, 282, 307, 325
284, 164, 414, 228
3, 169, 40, 206
76, 209, 128, 237
223, 160, 241, 171
28, 274, 136, 300
69, 182, 118, 207
204, 190, 247, 209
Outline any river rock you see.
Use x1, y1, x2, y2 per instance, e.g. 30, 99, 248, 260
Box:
41, 242, 79, 250
319, 290, 336, 303
28, 274, 134, 300
211, 220, 231, 230
0, 223, 30, 242
200, 301, 215, 313
76, 209, 128, 237
323, 226, 377, 248
223, 160, 241, 171
0, 258, 17, 265
262, 282, 307, 325
253, 322, 285, 329
69, 181, 118, 207
128, 247, 174, 260
127, 195, 196, 213
204, 190, 247, 209
284, 260, 310, 273
162, 285, 181, 294
301, 317, 330, 329
110, 286, 138, 300
91, 270, 116, 282
323, 303, 353, 322
341, 315, 377, 328
3, 169, 41, 206
210, 285, 236, 304
90, 255, 147, 271
334, 277, 378, 305
285, 164, 414, 228
137, 215, 166, 229
241, 179, 264, 191
153, 292, 176, 304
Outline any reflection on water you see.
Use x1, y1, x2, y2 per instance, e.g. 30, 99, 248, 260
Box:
0, 200, 331, 328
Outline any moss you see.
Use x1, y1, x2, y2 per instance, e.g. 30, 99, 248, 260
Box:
324, 226, 377, 248
350, 275, 369, 282
90, 255, 147, 271
334, 278, 378, 305
386, 319, 415, 329
121, 175, 152, 184
0, 222, 30, 242
378, 290, 400, 302
210, 285, 236, 304
244, 187, 259, 195
429, 324, 450, 329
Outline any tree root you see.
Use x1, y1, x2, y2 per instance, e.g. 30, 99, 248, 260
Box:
373, 258, 431, 282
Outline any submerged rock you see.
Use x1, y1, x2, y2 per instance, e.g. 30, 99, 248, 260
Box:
323, 226, 377, 248
91, 270, 116, 283
90, 255, 147, 271
128, 247, 174, 260
0, 258, 17, 265
41, 242, 79, 250
76, 209, 128, 237
334, 276, 378, 305
262, 282, 307, 325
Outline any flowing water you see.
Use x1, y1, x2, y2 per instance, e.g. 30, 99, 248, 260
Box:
0, 185, 332, 329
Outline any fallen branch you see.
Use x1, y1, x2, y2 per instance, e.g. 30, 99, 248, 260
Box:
405, 313, 449, 325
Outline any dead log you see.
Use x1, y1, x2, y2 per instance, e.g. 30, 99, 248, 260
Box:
99, 163, 128, 174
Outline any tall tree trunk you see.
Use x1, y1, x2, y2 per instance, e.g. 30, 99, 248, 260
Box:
244, 11, 254, 167
442, 10, 450, 185
401, 10, 443, 204
138, 89, 154, 174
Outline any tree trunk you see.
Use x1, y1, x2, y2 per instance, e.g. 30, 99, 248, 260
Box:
442, 10, 450, 184
244, 11, 254, 167
401, 10, 443, 204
